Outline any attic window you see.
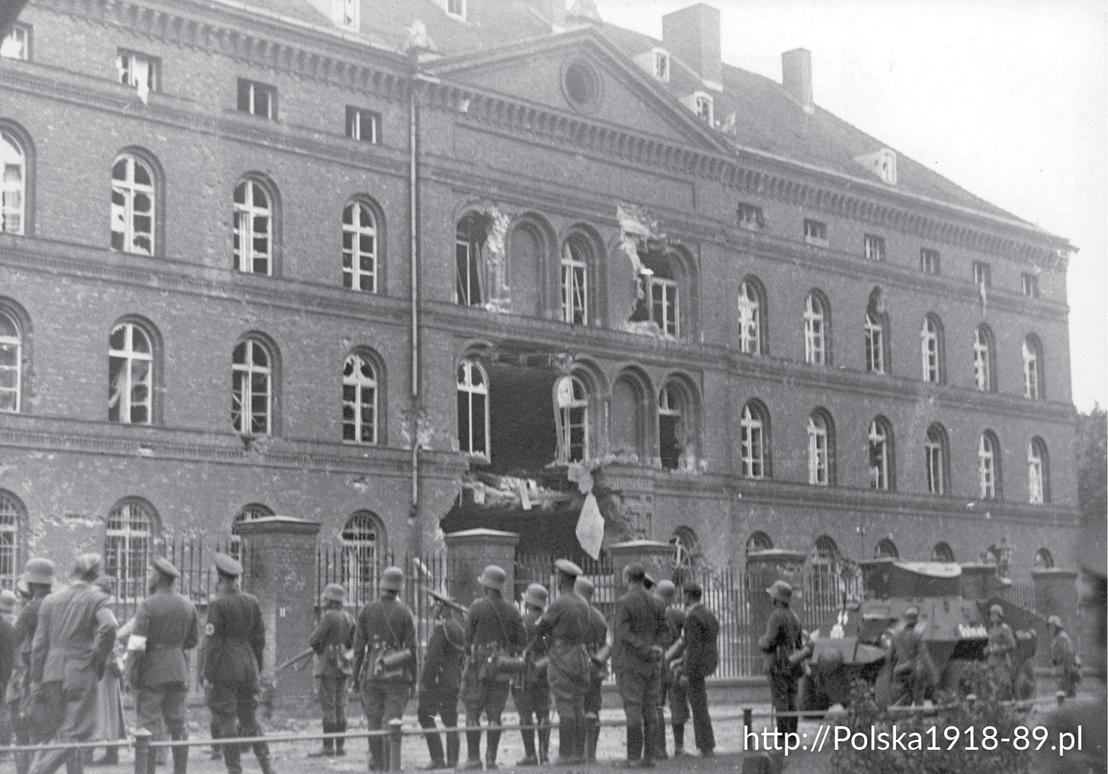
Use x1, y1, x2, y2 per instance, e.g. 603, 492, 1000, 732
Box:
333, 0, 358, 29
653, 49, 670, 82
563, 58, 601, 112
877, 149, 897, 184
693, 92, 713, 124
447, 0, 466, 20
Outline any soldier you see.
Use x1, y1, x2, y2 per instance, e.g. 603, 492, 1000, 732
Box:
885, 607, 936, 706
203, 553, 276, 774
10, 559, 53, 774
611, 563, 667, 769
0, 589, 15, 754
459, 565, 525, 770
757, 579, 803, 738
681, 582, 719, 758
28, 553, 118, 774
126, 557, 200, 774
417, 588, 466, 770
307, 583, 355, 759
513, 583, 550, 766
984, 603, 1016, 700
351, 567, 416, 772
533, 560, 591, 765
574, 576, 609, 763
1047, 615, 1079, 698
655, 580, 688, 758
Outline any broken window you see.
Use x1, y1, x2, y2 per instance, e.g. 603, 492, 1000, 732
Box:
610, 373, 646, 460
865, 287, 888, 375
111, 154, 155, 256
0, 310, 22, 412
555, 375, 589, 463
455, 214, 485, 307
561, 237, 588, 325
737, 279, 763, 355
109, 321, 153, 425
740, 401, 768, 479
1, 130, 26, 235
920, 314, 943, 384
116, 50, 158, 98
342, 199, 377, 292
658, 384, 687, 470
342, 352, 377, 444
868, 416, 893, 490
804, 291, 827, 365
973, 324, 995, 391
456, 359, 489, 458
232, 338, 272, 435
630, 253, 679, 337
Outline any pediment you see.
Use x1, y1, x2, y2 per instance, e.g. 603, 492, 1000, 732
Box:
427, 29, 732, 154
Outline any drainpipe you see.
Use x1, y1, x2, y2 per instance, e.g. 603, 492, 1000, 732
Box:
407, 70, 423, 559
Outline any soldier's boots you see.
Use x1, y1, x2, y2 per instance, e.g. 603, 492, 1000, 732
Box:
516, 726, 537, 766
335, 720, 347, 756
308, 721, 335, 757
485, 730, 502, 770
537, 721, 550, 764
253, 742, 277, 774
221, 741, 244, 774
673, 723, 686, 755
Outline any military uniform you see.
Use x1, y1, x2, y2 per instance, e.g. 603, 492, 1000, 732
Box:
1049, 623, 1079, 698
682, 594, 719, 756
128, 558, 200, 774
352, 576, 416, 772
886, 615, 934, 706
308, 586, 355, 758
417, 595, 465, 769
758, 582, 803, 737
513, 586, 551, 765
611, 578, 667, 765
662, 604, 690, 754
461, 567, 525, 769
580, 590, 609, 762
534, 571, 590, 764
203, 555, 274, 774
985, 618, 1016, 700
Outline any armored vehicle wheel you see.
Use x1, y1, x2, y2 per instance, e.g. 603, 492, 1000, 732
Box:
798, 674, 831, 719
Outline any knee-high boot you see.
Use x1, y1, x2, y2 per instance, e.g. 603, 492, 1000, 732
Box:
537, 717, 550, 764
335, 720, 347, 757
626, 723, 644, 763
253, 741, 276, 774
585, 716, 600, 762
485, 730, 502, 767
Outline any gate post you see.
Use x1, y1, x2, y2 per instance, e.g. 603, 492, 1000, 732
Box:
444, 529, 520, 606
607, 540, 676, 587
235, 515, 322, 708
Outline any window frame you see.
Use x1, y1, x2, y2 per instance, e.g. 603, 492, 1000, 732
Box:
693, 92, 714, 124
108, 320, 155, 425
345, 106, 380, 144
1, 129, 28, 235
736, 202, 764, 231
0, 489, 25, 589
333, 0, 359, 29
110, 153, 157, 256
925, 423, 948, 495
0, 24, 30, 61
736, 279, 763, 356
920, 247, 941, 275
116, 49, 159, 96
233, 178, 274, 275
232, 337, 274, 436
446, 0, 467, 20
560, 236, 589, 325
973, 324, 996, 392
454, 214, 485, 308
555, 374, 590, 464
342, 510, 385, 606
740, 401, 769, 479
863, 234, 886, 262
1021, 273, 1040, 298
978, 431, 1001, 500
1023, 335, 1043, 400
341, 199, 378, 292
105, 498, 157, 603
456, 359, 489, 459
1028, 437, 1049, 504
649, 275, 679, 338
807, 411, 831, 486
803, 218, 828, 247
803, 292, 827, 366
236, 77, 277, 120
864, 312, 886, 374
342, 351, 379, 445
868, 416, 894, 491
920, 314, 944, 384
0, 308, 22, 413
652, 49, 670, 82
972, 261, 992, 289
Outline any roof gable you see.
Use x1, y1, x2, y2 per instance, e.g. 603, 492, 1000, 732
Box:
427, 27, 734, 155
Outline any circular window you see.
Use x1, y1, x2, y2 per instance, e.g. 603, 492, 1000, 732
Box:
562, 58, 601, 112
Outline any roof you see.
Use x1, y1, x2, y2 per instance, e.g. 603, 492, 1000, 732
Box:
228, 0, 1036, 227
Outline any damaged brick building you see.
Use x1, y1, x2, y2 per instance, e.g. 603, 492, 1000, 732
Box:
0, 0, 1081, 596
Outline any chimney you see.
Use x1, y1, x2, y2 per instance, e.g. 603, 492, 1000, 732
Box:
782, 48, 814, 113
661, 4, 722, 91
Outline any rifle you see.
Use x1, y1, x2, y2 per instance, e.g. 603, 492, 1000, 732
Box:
274, 647, 315, 673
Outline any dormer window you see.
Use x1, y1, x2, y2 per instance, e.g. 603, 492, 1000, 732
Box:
694, 92, 713, 124
653, 49, 670, 82
333, 0, 358, 29
447, 0, 466, 20
854, 147, 898, 185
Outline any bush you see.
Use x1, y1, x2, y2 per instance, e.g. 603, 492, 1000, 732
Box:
830, 672, 1031, 774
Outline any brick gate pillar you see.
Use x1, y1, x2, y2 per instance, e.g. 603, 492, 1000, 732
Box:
236, 516, 321, 703
445, 529, 520, 607
745, 549, 808, 634
607, 540, 677, 588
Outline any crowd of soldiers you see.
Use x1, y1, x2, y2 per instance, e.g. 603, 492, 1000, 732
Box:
309, 558, 721, 771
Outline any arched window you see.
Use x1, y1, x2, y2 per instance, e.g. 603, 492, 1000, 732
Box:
807, 409, 834, 486
809, 535, 841, 610
803, 291, 828, 365
456, 359, 489, 458
973, 324, 996, 392
610, 371, 648, 460
978, 431, 1002, 500
658, 380, 697, 470
931, 542, 955, 562
561, 236, 589, 325
746, 531, 773, 553
341, 199, 377, 292
233, 178, 273, 275
920, 314, 944, 384
110, 153, 156, 255
671, 526, 701, 569
555, 374, 589, 463
343, 510, 385, 605
231, 502, 274, 558
874, 537, 899, 559
109, 321, 154, 424
737, 278, 764, 355
1034, 547, 1054, 569
0, 490, 25, 589
868, 416, 894, 490
455, 214, 486, 307
342, 352, 378, 445
925, 423, 949, 495
232, 337, 273, 435
635, 253, 681, 338
0, 309, 22, 412
1028, 437, 1050, 504
105, 498, 157, 601
1023, 335, 1043, 400
865, 288, 889, 374
740, 400, 769, 479
1, 130, 26, 235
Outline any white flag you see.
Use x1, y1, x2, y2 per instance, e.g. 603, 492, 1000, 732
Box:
575, 492, 604, 560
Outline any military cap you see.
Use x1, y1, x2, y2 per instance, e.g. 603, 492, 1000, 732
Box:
643, 573, 656, 589
0, 589, 16, 614
523, 583, 549, 608
684, 581, 703, 598
322, 583, 346, 603
624, 564, 646, 583
903, 607, 919, 622
22, 557, 56, 587
766, 579, 793, 604
554, 559, 583, 578
151, 556, 180, 579
477, 565, 507, 591
214, 553, 243, 577
1047, 615, 1063, 629
656, 579, 677, 599
425, 587, 467, 614
989, 603, 1004, 618
73, 553, 103, 580
574, 576, 595, 598
380, 566, 404, 592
